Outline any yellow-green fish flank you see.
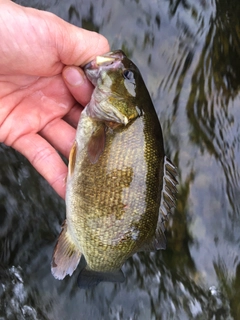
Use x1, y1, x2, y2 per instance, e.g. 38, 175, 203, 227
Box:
51, 50, 178, 285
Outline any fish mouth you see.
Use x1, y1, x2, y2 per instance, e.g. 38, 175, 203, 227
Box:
84, 50, 126, 71
83, 50, 131, 126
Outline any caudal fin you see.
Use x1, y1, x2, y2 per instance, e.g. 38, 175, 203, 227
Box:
77, 258, 125, 288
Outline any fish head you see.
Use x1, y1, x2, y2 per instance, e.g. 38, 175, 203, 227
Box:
84, 50, 145, 127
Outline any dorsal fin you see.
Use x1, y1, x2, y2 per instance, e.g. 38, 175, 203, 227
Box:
149, 157, 178, 251
159, 156, 178, 218
139, 157, 178, 252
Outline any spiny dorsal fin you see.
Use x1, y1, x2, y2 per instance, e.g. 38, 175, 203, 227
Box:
152, 156, 178, 250
159, 156, 178, 218
51, 220, 81, 280
87, 123, 106, 164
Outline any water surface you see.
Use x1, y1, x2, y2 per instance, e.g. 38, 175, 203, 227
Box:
1, 0, 240, 319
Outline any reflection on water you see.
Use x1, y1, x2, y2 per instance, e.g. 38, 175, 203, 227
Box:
186, 0, 240, 218
1, 0, 240, 318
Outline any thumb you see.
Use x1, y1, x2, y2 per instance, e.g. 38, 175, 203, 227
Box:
62, 66, 94, 107
54, 19, 110, 67
0, 1, 110, 75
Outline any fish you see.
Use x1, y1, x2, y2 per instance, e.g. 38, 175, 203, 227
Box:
51, 50, 178, 287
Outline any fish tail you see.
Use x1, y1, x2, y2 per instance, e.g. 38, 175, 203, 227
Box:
77, 260, 125, 288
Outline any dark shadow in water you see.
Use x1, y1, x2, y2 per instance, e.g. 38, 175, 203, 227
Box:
186, 0, 240, 217
213, 258, 240, 319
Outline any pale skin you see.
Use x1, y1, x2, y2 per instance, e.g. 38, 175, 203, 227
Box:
0, 0, 110, 198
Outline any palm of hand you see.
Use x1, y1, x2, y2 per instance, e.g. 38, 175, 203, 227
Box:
0, 1, 109, 198
0, 72, 82, 199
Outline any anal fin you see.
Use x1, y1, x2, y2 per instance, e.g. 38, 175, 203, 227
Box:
51, 220, 81, 280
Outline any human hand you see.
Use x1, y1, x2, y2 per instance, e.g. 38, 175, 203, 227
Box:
0, 0, 109, 198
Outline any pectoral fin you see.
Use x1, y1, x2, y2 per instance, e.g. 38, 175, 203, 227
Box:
51, 220, 81, 280
87, 124, 106, 164
68, 141, 77, 177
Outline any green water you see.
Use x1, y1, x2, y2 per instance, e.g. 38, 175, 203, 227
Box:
1, 0, 240, 319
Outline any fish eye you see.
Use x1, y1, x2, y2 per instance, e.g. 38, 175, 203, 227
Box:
123, 69, 134, 81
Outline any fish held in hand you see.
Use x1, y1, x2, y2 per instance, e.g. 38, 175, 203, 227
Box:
51, 50, 178, 287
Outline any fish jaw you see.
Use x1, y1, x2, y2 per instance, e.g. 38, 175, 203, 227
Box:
84, 50, 126, 86
84, 52, 127, 125
84, 52, 124, 86
84, 50, 139, 126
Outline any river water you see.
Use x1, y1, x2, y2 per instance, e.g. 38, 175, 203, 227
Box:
1, 0, 240, 319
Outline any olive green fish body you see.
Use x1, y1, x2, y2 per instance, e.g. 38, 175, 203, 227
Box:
51, 50, 177, 282
67, 107, 164, 272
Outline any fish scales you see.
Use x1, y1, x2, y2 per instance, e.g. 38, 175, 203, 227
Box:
70, 117, 162, 271
51, 50, 178, 285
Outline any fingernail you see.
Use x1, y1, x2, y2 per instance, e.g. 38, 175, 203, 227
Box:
63, 67, 86, 86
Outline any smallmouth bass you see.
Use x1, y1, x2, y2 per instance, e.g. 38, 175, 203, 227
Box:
51, 50, 178, 287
